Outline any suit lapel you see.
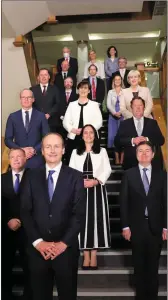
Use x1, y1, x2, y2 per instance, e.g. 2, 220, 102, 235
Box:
27, 108, 36, 133
141, 117, 148, 136
7, 171, 16, 195
133, 167, 147, 197
130, 118, 138, 137
147, 168, 158, 198
52, 164, 66, 202
39, 166, 50, 204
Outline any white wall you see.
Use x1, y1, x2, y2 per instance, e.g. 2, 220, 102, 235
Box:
2, 38, 31, 136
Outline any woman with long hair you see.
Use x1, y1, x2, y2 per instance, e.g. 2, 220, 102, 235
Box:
104, 46, 119, 91
69, 124, 111, 269
107, 74, 124, 164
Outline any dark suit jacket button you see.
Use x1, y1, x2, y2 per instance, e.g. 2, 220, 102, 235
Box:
49, 214, 52, 218
48, 230, 51, 234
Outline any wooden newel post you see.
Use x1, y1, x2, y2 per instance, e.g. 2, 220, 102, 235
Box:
13, 35, 27, 47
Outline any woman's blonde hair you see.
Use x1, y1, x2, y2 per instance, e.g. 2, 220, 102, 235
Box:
112, 75, 124, 89
127, 70, 141, 84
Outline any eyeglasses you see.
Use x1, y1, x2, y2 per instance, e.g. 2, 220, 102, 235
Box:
21, 96, 33, 100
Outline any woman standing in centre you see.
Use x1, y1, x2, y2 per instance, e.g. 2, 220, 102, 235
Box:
69, 124, 111, 269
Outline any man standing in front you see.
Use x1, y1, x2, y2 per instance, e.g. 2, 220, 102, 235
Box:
20, 133, 85, 300
120, 141, 167, 300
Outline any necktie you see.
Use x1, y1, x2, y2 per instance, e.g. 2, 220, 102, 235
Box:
25, 111, 29, 132
136, 119, 142, 136
14, 174, 20, 193
120, 70, 124, 78
66, 92, 70, 103
48, 170, 55, 202
42, 85, 46, 96
63, 73, 67, 79
78, 102, 88, 129
115, 96, 120, 112
142, 168, 149, 216
92, 78, 96, 99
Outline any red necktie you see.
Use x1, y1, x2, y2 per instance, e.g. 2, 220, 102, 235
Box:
66, 92, 70, 103
92, 78, 96, 99
42, 85, 46, 96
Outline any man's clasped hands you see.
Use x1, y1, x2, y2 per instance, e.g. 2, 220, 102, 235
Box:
36, 241, 67, 260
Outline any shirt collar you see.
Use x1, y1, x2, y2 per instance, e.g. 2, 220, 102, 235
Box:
65, 88, 72, 92
22, 107, 32, 114
12, 169, 25, 177
133, 116, 144, 122
40, 83, 49, 88
119, 68, 125, 72
139, 164, 152, 171
46, 161, 62, 174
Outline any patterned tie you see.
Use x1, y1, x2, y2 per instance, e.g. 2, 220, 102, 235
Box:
66, 92, 70, 103
115, 96, 120, 112
48, 170, 55, 202
92, 78, 96, 99
14, 174, 20, 193
136, 119, 142, 136
142, 168, 149, 216
25, 111, 29, 132
42, 85, 46, 96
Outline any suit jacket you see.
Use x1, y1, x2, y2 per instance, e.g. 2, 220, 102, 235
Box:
120, 85, 153, 119
20, 164, 85, 248
5, 108, 49, 168
30, 84, 60, 128
69, 148, 111, 185
54, 72, 77, 92
2, 169, 28, 225
114, 117, 165, 170
59, 88, 78, 117
120, 166, 167, 236
63, 100, 103, 140
57, 57, 78, 76
84, 77, 105, 105
110, 69, 130, 88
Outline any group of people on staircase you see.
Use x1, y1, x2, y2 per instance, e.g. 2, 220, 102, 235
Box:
2, 45, 167, 300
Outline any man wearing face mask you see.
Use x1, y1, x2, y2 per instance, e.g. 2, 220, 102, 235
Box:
57, 47, 78, 76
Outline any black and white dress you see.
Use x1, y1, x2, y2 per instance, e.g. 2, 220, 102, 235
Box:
79, 152, 111, 249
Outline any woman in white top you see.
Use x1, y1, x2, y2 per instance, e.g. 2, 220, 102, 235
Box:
83, 50, 105, 79
63, 80, 103, 163
69, 124, 111, 269
120, 70, 153, 119
107, 74, 124, 164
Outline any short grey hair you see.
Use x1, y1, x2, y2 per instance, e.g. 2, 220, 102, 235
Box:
20, 88, 34, 98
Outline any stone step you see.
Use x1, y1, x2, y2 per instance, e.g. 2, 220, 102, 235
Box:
12, 267, 167, 288
106, 180, 121, 192
12, 286, 167, 299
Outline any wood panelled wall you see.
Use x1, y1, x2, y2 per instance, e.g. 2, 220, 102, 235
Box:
160, 45, 167, 122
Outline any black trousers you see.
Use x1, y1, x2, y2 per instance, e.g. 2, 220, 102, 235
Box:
1, 227, 30, 300
131, 220, 162, 300
28, 246, 79, 300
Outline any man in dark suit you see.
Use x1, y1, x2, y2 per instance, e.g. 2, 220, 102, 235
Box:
59, 77, 78, 139
5, 89, 49, 168
30, 68, 60, 132
2, 148, 30, 300
54, 60, 77, 92
84, 64, 105, 109
57, 46, 78, 76
114, 97, 165, 170
20, 133, 85, 300
120, 141, 167, 300
111, 57, 130, 88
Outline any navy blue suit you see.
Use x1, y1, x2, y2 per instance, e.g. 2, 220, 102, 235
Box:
5, 108, 49, 168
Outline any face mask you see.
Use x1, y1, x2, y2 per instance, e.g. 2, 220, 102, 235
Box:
63, 52, 69, 58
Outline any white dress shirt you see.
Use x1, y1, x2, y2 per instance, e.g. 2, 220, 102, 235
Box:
131, 116, 149, 146
119, 68, 126, 78
12, 169, 25, 187
40, 83, 49, 93
22, 108, 33, 126
123, 164, 167, 231
62, 71, 68, 78
33, 161, 62, 247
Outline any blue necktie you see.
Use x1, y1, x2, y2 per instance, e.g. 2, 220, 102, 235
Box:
115, 96, 120, 112
14, 174, 20, 193
48, 170, 55, 202
142, 168, 149, 216
25, 111, 29, 132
